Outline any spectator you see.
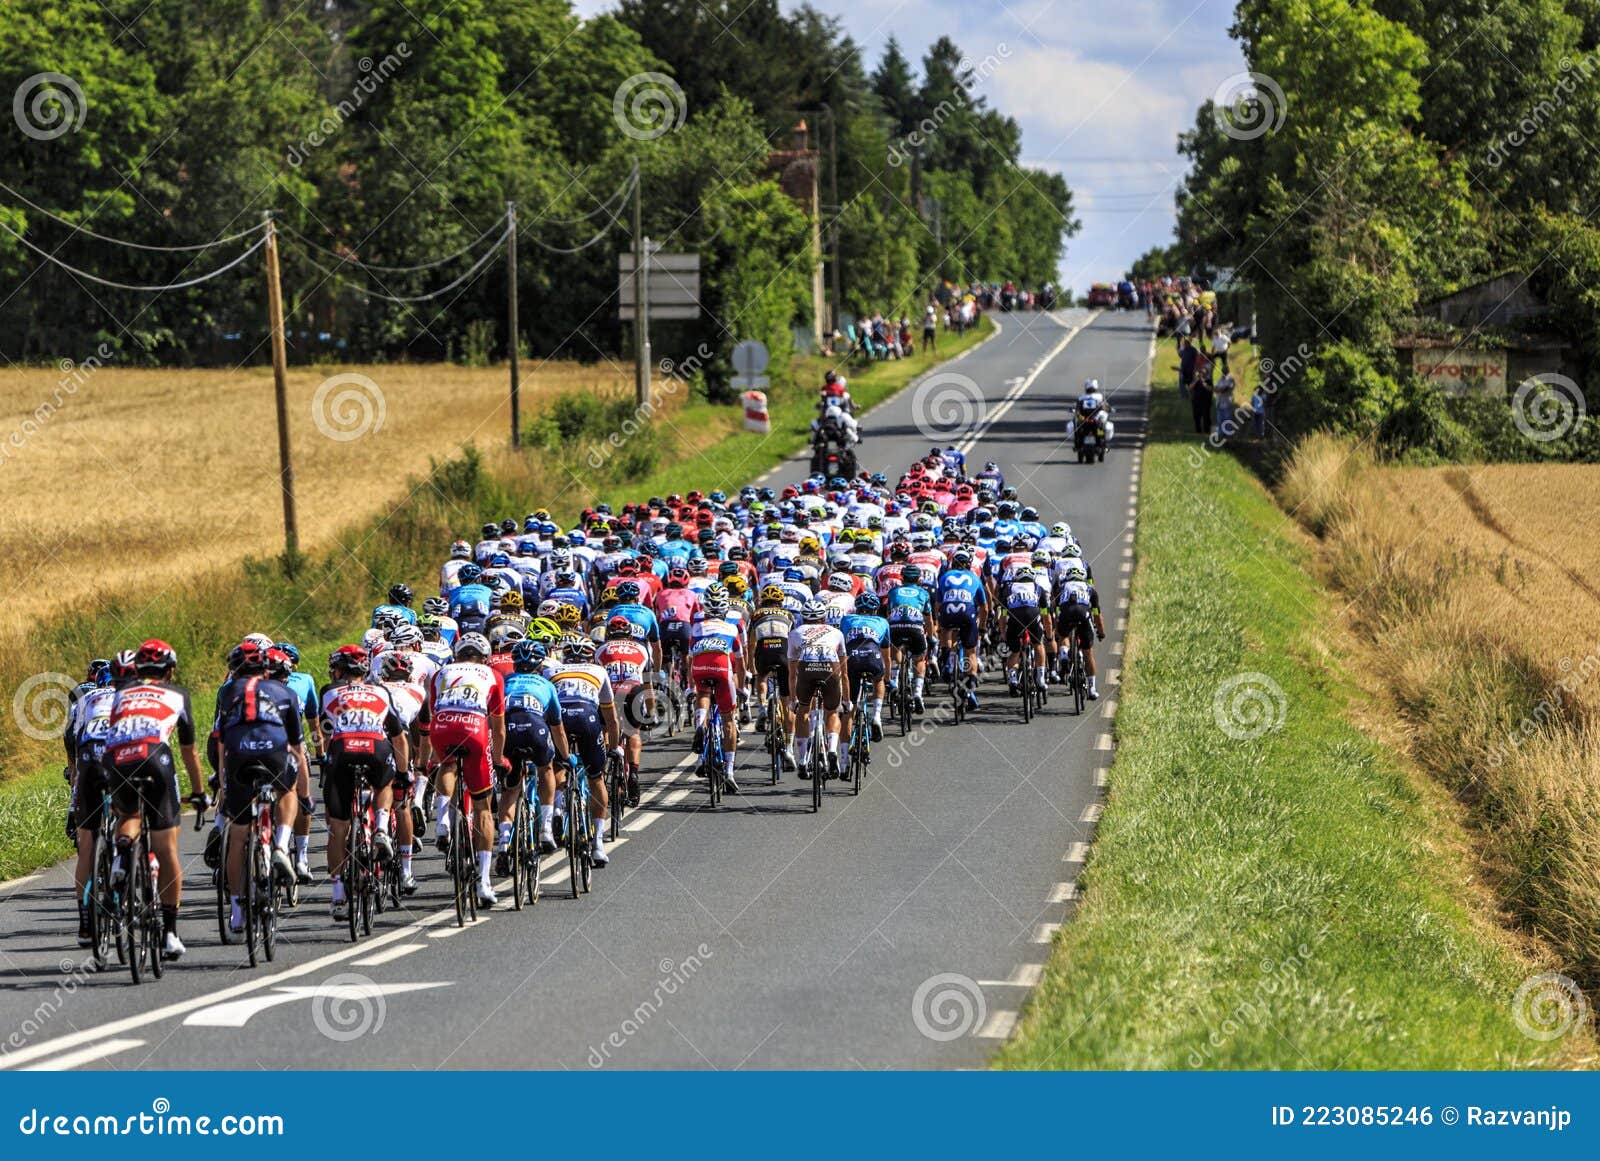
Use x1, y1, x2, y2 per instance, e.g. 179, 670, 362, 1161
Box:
1211, 327, 1231, 374
1190, 347, 1214, 435
1214, 369, 1237, 439
1174, 309, 1192, 350
922, 304, 938, 353
1250, 385, 1268, 438
1178, 336, 1197, 400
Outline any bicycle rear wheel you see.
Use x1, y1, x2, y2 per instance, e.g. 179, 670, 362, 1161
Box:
810, 714, 824, 813
125, 845, 146, 985
243, 838, 259, 968
213, 826, 232, 946
608, 755, 624, 840
511, 792, 527, 912
452, 790, 472, 926
1020, 651, 1033, 723
144, 841, 164, 981
566, 784, 583, 900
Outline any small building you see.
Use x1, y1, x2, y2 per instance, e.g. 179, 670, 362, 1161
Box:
1402, 274, 1576, 393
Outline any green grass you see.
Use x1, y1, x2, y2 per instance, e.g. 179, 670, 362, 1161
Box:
0, 319, 993, 883
995, 384, 1568, 1069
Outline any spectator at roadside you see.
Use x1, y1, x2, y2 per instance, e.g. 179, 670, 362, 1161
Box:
1178, 336, 1197, 400
1250, 385, 1268, 438
1190, 347, 1214, 435
1214, 369, 1237, 439
1211, 327, 1231, 374
922, 304, 938, 353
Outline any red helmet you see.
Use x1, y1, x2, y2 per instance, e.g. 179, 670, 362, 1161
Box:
606, 615, 633, 640
666, 566, 689, 587
686, 490, 704, 504
824, 382, 845, 396
329, 644, 370, 678
111, 650, 138, 680
134, 638, 177, 675
695, 510, 713, 526
616, 556, 640, 575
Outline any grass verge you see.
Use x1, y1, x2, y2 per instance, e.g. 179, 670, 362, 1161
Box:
0, 318, 993, 881
995, 381, 1577, 1069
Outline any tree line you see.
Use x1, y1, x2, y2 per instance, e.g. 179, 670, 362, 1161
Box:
0, 0, 1076, 386
1137, 0, 1600, 459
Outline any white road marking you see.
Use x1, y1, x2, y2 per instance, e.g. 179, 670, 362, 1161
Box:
1094, 734, 1114, 751
1032, 922, 1062, 944
975, 1010, 1019, 1039
980, 963, 1044, 987
1064, 842, 1090, 863
21, 1038, 146, 1072
0, 872, 43, 893
352, 943, 425, 967
1119, 561, 1132, 573
953, 317, 1093, 457
1048, 881, 1078, 903
1109, 668, 1121, 684
1095, 767, 1109, 789
1117, 597, 1129, 611
184, 981, 451, 1029
1122, 545, 1134, 558
1103, 699, 1118, 718
1081, 803, 1103, 823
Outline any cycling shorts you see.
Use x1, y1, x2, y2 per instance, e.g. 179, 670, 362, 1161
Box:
752, 641, 788, 676
938, 609, 979, 648
614, 680, 650, 735
503, 709, 554, 769
690, 653, 737, 715
1054, 606, 1096, 649
660, 622, 692, 660
321, 739, 396, 823
1004, 606, 1043, 651
431, 711, 495, 798
846, 653, 885, 692
219, 748, 298, 824
889, 625, 928, 656
558, 703, 607, 778
107, 744, 182, 831
794, 667, 843, 711
72, 745, 109, 833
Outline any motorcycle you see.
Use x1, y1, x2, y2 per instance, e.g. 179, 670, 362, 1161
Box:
1068, 400, 1110, 463
809, 429, 858, 479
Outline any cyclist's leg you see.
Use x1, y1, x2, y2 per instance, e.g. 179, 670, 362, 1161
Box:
322, 752, 356, 910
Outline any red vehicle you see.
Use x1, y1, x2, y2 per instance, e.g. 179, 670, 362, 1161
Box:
1087, 283, 1115, 308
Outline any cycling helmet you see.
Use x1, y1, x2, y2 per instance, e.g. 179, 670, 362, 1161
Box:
759, 584, 786, 605
422, 596, 448, 617
614, 580, 641, 604
666, 566, 689, 588
134, 639, 177, 676
379, 651, 413, 682
528, 616, 563, 644
500, 518, 518, 536
500, 590, 525, 611
388, 583, 413, 606
481, 523, 498, 539
1032, 550, 1051, 565
888, 541, 910, 562
687, 557, 709, 576
702, 588, 730, 617
372, 610, 403, 634
599, 583, 621, 608
800, 598, 828, 623
1001, 486, 1019, 502
457, 563, 483, 584
1050, 522, 1071, 538
388, 623, 423, 649
87, 657, 112, 685
454, 632, 491, 660
112, 650, 138, 682
511, 639, 548, 672
418, 616, 442, 641
264, 647, 293, 681
562, 633, 597, 661
903, 564, 927, 586
725, 575, 749, 598
854, 591, 881, 614
549, 548, 573, 570
551, 603, 583, 627
951, 549, 974, 569
606, 615, 633, 640
1021, 506, 1039, 522
488, 623, 525, 652
827, 572, 853, 593
329, 644, 369, 678
1061, 561, 1088, 583
228, 640, 268, 675
451, 539, 472, 560
1014, 565, 1036, 582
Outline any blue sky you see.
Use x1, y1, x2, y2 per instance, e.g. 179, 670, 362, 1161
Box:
572, 0, 1245, 287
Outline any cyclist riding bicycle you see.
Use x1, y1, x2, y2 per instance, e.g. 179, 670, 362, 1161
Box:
787, 598, 850, 780
884, 564, 935, 714
428, 632, 508, 906
1053, 561, 1107, 700
545, 633, 621, 867
596, 615, 650, 808
840, 590, 891, 744
689, 585, 744, 792
1001, 564, 1050, 697
496, 639, 571, 865
937, 548, 987, 709
377, 650, 431, 893
66, 658, 117, 946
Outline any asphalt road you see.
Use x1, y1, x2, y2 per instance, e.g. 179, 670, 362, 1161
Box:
0, 309, 1153, 1071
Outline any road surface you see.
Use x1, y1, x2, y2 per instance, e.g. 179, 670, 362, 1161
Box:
0, 309, 1152, 1070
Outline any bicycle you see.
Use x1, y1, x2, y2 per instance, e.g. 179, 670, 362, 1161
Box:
806, 702, 827, 812
764, 674, 787, 786
564, 758, 594, 897
85, 785, 124, 972
509, 758, 541, 911
606, 749, 626, 840
1064, 634, 1087, 715
115, 769, 165, 984
950, 641, 974, 725
238, 765, 289, 967
344, 783, 384, 942
446, 769, 479, 927
700, 704, 725, 809
198, 799, 234, 948
1016, 624, 1034, 725
894, 653, 913, 737
848, 677, 870, 795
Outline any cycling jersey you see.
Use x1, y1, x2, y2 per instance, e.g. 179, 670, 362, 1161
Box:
106, 681, 197, 830
319, 681, 403, 753
429, 661, 506, 796
608, 601, 660, 644
1003, 578, 1047, 611
69, 686, 116, 751
819, 590, 854, 624
502, 670, 561, 765
936, 569, 986, 615
885, 583, 933, 625
381, 679, 431, 729
839, 612, 891, 663
448, 583, 493, 631
372, 603, 417, 627
544, 661, 615, 709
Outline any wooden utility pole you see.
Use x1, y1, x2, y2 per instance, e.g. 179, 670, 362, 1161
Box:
825, 104, 841, 333
506, 200, 520, 447
632, 159, 650, 407
262, 211, 299, 575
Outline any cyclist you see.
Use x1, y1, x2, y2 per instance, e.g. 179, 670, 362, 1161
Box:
840, 590, 891, 746
1001, 564, 1050, 697
422, 595, 459, 646
1053, 561, 1107, 700
320, 644, 408, 921
495, 639, 571, 867
372, 583, 418, 627
546, 633, 621, 866
104, 640, 208, 960
937, 548, 986, 709
885, 564, 935, 714
447, 562, 493, 637
689, 585, 744, 792
440, 540, 474, 593
377, 650, 431, 893
429, 632, 507, 907
595, 614, 650, 807
272, 641, 322, 883
749, 585, 796, 764
653, 566, 700, 696
787, 598, 849, 779
211, 641, 308, 933
66, 658, 116, 946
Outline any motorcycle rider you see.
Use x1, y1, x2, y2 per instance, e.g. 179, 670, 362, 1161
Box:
1068, 379, 1114, 451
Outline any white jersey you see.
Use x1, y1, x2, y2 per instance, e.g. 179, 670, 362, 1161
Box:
786, 623, 846, 668
439, 558, 472, 593
541, 659, 614, 707
381, 679, 429, 728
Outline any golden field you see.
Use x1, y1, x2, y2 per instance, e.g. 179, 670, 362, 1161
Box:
0, 361, 631, 635
1281, 436, 1600, 979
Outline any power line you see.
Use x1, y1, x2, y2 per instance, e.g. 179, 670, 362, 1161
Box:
279, 213, 509, 274
0, 219, 269, 290
0, 182, 268, 251
294, 225, 510, 303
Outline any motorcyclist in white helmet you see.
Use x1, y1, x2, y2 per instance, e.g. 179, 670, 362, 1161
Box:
1067, 378, 1114, 447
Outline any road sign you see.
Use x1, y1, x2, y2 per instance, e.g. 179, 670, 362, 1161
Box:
619, 252, 700, 320
731, 339, 769, 376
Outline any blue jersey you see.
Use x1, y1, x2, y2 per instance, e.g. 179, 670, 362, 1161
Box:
940, 449, 966, 473
447, 583, 493, 622
937, 569, 986, 613
503, 671, 561, 724
660, 538, 696, 561
283, 671, 319, 722
609, 602, 660, 643
885, 584, 932, 625
372, 603, 418, 627
839, 613, 890, 651
545, 586, 591, 618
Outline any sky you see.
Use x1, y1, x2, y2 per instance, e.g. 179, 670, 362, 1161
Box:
572, 0, 1246, 287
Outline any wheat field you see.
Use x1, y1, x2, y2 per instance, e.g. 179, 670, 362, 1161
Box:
0, 361, 631, 636
1281, 437, 1600, 978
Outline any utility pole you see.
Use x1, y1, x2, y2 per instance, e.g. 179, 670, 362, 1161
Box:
632, 159, 650, 407
506, 200, 520, 447
825, 104, 841, 333
262, 211, 299, 576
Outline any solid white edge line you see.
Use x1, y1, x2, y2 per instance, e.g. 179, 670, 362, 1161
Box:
20, 1038, 146, 1072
